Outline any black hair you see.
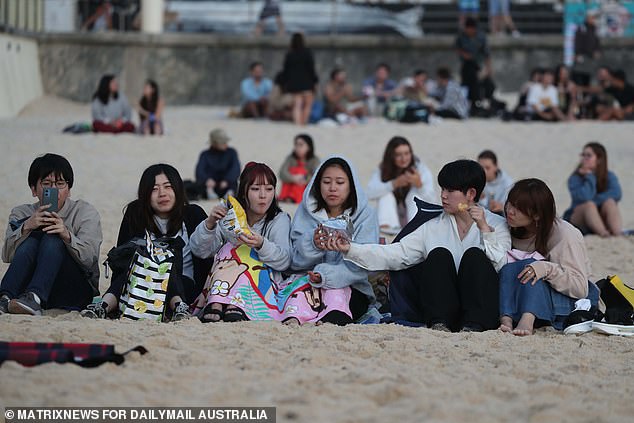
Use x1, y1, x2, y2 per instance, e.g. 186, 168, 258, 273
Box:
290, 32, 305, 51
437, 159, 486, 201
93, 74, 118, 104
249, 61, 263, 71
140, 79, 159, 114
311, 158, 358, 215
478, 150, 498, 166
126, 164, 187, 237
610, 69, 627, 83
436, 67, 451, 80
376, 63, 391, 73
330, 68, 344, 81
293, 133, 315, 161
28, 153, 74, 189
236, 162, 282, 226
413, 69, 427, 77
465, 17, 478, 28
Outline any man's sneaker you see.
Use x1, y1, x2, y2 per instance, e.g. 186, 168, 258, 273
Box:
0, 295, 10, 314
8, 292, 42, 316
81, 300, 108, 319
172, 302, 191, 322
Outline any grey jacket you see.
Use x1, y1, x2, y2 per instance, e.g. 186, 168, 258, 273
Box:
91, 94, 132, 123
2, 199, 103, 295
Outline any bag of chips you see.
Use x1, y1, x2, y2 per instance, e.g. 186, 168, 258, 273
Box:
320, 215, 354, 241
219, 196, 252, 242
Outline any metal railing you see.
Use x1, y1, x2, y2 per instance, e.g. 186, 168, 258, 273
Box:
0, 0, 45, 32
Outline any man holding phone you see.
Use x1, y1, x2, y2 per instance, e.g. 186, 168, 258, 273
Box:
0, 153, 102, 315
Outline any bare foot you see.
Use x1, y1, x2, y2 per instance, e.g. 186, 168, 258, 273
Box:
499, 316, 513, 333
202, 303, 223, 323
512, 312, 536, 336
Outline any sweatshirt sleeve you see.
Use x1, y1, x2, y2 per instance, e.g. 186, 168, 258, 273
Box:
91, 99, 108, 122
278, 155, 295, 183
365, 168, 393, 200
290, 218, 326, 271
413, 163, 437, 203
568, 172, 596, 204
344, 223, 427, 271
482, 214, 512, 272
189, 220, 227, 259
311, 209, 379, 290
257, 213, 291, 271
594, 171, 622, 205
64, 202, 103, 271
1, 206, 33, 263
529, 228, 590, 299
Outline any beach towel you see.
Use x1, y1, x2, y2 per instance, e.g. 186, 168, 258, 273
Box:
0, 342, 147, 368
119, 232, 184, 322
193, 242, 351, 323
387, 199, 443, 324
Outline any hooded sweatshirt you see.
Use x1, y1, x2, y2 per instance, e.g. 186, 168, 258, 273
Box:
290, 156, 379, 303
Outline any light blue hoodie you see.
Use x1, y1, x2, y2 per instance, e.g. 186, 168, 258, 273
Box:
290, 156, 379, 304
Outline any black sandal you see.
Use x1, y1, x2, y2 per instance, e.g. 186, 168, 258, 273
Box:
200, 304, 224, 323
223, 306, 248, 322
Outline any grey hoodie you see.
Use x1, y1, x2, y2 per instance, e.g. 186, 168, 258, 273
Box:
479, 169, 514, 210
290, 156, 379, 303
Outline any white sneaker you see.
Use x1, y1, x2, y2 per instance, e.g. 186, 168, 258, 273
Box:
592, 321, 634, 337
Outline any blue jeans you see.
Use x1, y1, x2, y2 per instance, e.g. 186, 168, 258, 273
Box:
499, 258, 600, 330
0, 232, 92, 310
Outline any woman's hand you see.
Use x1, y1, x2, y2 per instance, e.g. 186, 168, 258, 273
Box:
518, 265, 538, 285
313, 225, 327, 249
308, 271, 322, 284
205, 204, 227, 230
406, 168, 423, 188
467, 204, 491, 232
323, 234, 351, 253
239, 232, 264, 249
392, 173, 410, 189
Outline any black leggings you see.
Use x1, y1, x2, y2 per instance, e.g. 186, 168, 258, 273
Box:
320, 288, 369, 326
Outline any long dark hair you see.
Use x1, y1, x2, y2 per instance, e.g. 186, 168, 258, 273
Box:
126, 164, 187, 237
140, 79, 159, 113
290, 32, 305, 51
293, 133, 315, 161
93, 74, 117, 105
380, 136, 416, 204
311, 158, 357, 215
505, 178, 556, 256
236, 162, 281, 225
578, 141, 608, 193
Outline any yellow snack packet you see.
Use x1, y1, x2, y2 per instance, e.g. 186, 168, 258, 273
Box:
458, 202, 469, 212
220, 196, 252, 240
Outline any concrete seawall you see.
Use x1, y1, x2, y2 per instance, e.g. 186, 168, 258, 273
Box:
0, 34, 43, 118
31, 32, 634, 106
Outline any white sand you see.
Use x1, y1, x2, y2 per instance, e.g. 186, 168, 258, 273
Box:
1, 97, 633, 421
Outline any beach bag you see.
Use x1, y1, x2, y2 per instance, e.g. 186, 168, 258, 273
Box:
119, 232, 184, 322
596, 275, 634, 324
401, 104, 430, 123
383, 99, 409, 122
0, 342, 147, 368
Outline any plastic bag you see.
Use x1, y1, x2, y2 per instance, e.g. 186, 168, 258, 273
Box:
320, 215, 353, 241
219, 196, 252, 242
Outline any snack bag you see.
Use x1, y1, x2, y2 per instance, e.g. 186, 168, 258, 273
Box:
219, 196, 252, 242
320, 215, 354, 241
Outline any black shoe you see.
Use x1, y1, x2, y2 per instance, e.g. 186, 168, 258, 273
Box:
563, 307, 599, 335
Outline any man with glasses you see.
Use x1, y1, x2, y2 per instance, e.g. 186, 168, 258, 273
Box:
0, 154, 102, 315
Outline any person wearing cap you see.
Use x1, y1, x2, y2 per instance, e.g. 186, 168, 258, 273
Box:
195, 129, 241, 200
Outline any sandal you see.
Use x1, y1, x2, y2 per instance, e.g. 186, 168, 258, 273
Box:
200, 303, 224, 323
223, 306, 248, 322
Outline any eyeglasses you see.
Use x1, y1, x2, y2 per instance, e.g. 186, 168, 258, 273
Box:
40, 180, 68, 189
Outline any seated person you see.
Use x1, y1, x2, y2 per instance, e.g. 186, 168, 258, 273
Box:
431, 67, 469, 119
138, 79, 165, 135
363, 63, 398, 113
597, 69, 634, 121
401, 69, 436, 107
513, 68, 543, 120
526, 69, 566, 122
329, 160, 511, 332
240, 61, 273, 118
81, 0, 113, 31
279, 134, 321, 204
563, 142, 622, 237
367, 136, 437, 235
555, 65, 578, 121
500, 179, 599, 336
323, 68, 367, 120
91, 74, 135, 133
268, 71, 294, 121
1, 154, 102, 315
195, 129, 241, 200
477, 150, 514, 215
82, 164, 212, 321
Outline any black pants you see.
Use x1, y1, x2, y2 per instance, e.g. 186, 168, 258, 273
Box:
409, 247, 499, 331
435, 109, 463, 119
461, 60, 480, 105
320, 288, 369, 326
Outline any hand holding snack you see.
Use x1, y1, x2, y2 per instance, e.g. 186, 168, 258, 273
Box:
457, 202, 469, 212
206, 204, 228, 230
239, 232, 264, 249
467, 204, 490, 232
218, 196, 252, 243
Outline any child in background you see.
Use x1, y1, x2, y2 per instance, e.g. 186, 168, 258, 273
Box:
278, 134, 320, 203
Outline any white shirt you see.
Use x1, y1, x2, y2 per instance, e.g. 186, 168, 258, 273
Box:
344, 210, 511, 272
366, 160, 438, 205
527, 84, 559, 112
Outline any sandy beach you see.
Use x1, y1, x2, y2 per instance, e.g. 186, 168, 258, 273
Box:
1, 96, 633, 422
